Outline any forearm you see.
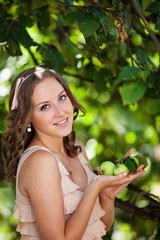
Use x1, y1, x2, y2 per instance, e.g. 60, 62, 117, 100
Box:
99, 191, 115, 232
64, 178, 100, 240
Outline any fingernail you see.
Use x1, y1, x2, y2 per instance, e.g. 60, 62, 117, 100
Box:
122, 172, 127, 176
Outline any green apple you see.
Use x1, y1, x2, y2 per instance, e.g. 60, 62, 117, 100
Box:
100, 161, 115, 175
131, 34, 142, 46
113, 163, 129, 175
130, 156, 140, 167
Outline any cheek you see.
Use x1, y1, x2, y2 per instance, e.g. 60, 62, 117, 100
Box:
31, 111, 52, 127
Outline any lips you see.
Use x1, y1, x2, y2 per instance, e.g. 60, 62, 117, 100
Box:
53, 117, 68, 126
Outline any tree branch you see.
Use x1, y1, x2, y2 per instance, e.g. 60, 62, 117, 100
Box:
115, 197, 160, 222
125, 38, 144, 70
54, 0, 124, 14
114, 183, 160, 222
131, 0, 160, 69
63, 71, 93, 83
27, 48, 39, 66
128, 183, 160, 204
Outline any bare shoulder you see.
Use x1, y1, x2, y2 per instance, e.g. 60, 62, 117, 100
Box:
23, 150, 59, 172
19, 150, 61, 196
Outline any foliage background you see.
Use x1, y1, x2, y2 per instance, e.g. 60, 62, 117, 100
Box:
0, 0, 160, 239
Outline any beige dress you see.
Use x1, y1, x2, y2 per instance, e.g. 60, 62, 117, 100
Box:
13, 146, 106, 239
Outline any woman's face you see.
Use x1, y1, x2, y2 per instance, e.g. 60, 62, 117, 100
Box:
31, 77, 74, 140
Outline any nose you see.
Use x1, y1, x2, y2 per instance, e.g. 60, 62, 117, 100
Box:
54, 103, 65, 116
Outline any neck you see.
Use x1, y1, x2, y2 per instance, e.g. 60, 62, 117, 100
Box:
34, 134, 65, 154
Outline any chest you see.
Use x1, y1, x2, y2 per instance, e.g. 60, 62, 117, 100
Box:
70, 158, 88, 191
59, 154, 88, 192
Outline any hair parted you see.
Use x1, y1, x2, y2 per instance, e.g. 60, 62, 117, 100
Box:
1, 66, 85, 183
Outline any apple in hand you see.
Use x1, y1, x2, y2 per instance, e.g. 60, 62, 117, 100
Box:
100, 161, 115, 175
113, 163, 129, 175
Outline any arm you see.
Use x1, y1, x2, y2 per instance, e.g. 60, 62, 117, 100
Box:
22, 150, 145, 240
78, 141, 145, 231
23, 150, 101, 240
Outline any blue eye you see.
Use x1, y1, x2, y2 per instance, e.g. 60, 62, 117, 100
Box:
59, 95, 66, 101
41, 104, 49, 110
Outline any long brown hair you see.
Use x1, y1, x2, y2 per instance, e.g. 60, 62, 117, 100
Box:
1, 66, 85, 183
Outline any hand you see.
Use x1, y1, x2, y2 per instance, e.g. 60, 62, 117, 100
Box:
97, 164, 145, 199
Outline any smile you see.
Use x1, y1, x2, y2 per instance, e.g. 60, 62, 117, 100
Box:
54, 118, 68, 126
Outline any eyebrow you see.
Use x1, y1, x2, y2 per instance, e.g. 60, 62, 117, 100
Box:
35, 89, 66, 107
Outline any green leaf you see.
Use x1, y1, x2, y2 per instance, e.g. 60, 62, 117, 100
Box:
145, 1, 160, 14
114, 66, 140, 86
37, 6, 51, 29
94, 68, 109, 92
134, 47, 147, 63
63, 11, 77, 25
135, 0, 144, 16
135, 154, 148, 169
142, 0, 155, 16
139, 67, 151, 81
19, 15, 34, 28
77, 11, 98, 38
124, 157, 138, 173
11, 24, 35, 48
39, 44, 66, 74
156, 14, 160, 30
85, 35, 100, 50
5, 36, 22, 56
147, 98, 160, 115
123, 10, 131, 34
31, 0, 48, 10
0, 4, 8, 19
112, 0, 119, 8
0, 24, 8, 42
87, 6, 108, 35
106, 14, 115, 31
96, 26, 108, 46
121, 80, 147, 104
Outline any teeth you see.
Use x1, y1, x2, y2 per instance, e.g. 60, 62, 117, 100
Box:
55, 118, 67, 125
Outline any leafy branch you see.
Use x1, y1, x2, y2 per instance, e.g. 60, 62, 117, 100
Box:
125, 39, 145, 70
54, 0, 125, 14
131, 0, 160, 69
63, 71, 93, 83
115, 183, 160, 222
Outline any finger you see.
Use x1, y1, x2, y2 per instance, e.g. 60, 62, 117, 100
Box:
123, 149, 133, 158
137, 164, 144, 171
97, 167, 100, 175
127, 170, 145, 181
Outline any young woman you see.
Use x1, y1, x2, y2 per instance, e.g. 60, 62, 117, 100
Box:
2, 66, 145, 240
